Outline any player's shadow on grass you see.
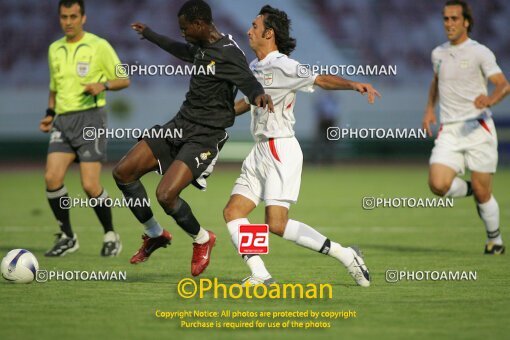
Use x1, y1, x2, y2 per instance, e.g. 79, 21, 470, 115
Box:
362, 244, 457, 254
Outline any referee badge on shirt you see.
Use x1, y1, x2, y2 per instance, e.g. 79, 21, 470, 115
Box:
76, 62, 90, 77
263, 73, 273, 86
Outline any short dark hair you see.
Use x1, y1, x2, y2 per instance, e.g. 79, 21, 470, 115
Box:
178, 0, 212, 24
445, 0, 474, 32
259, 5, 296, 56
59, 0, 85, 16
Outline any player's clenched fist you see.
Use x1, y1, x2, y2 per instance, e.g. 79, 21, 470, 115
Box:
39, 115, 53, 133
131, 22, 147, 36
254, 94, 274, 112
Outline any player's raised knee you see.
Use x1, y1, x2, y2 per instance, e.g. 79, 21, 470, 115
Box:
223, 203, 240, 222
112, 161, 129, 183
428, 178, 450, 197
156, 187, 179, 210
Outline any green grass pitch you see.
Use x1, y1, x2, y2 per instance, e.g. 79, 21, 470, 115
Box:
0, 164, 509, 339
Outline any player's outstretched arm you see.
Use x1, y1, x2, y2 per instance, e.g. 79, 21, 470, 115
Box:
422, 74, 439, 137
474, 73, 510, 109
131, 22, 194, 62
234, 99, 251, 116
314, 75, 381, 104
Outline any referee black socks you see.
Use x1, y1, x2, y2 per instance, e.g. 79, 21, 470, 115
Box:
89, 189, 114, 233
46, 185, 73, 238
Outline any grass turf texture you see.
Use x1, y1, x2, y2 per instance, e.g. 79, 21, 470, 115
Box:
0, 165, 509, 339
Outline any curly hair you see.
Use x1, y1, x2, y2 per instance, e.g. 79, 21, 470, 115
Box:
178, 0, 212, 24
259, 5, 296, 56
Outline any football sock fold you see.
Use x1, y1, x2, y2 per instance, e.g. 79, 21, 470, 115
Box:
477, 195, 502, 245
446, 177, 470, 198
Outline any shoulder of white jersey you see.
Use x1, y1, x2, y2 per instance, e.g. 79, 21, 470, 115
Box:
466, 39, 494, 55
272, 54, 301, 74
433, 41, 450, 53
221, 33, 246, 56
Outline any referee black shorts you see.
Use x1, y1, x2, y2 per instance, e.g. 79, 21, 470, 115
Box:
143, 114, 229, 190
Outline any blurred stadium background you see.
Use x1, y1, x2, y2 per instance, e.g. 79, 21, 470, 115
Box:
1, 0, 509, 164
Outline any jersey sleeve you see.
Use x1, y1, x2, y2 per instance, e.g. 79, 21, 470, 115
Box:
142, 28, 197, 63
48, 47, 56, 91
478, 46, 502, 79
277, 58, 317, 93
431, 48, 440, 74
98, 39, 125, 80
215, 46, 264, 104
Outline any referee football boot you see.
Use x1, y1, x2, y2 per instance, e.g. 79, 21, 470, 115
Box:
484, 242, 505, 255
101, 231, 122, 257
345, 246, 370, 287
45, 233, 79, 257
130, 229, 172, 264
241, 275, 276, 287
191, 230, 216, 276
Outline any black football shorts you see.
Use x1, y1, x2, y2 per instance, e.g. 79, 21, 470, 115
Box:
143, 114, 229, 190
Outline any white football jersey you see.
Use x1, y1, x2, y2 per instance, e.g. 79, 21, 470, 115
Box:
431, 39, 502, 123
244, 51, 317, 141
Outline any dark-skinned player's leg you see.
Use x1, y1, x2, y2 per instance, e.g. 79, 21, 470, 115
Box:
156, 160, 216, 276
112, 140, 172, 264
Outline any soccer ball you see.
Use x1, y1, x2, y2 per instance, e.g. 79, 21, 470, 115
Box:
1, 249, 39, 283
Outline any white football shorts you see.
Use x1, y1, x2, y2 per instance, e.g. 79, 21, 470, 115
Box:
231, 137, 303, 208
429, 115, 498, 174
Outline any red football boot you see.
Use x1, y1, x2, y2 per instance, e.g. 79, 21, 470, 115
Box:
130, 229, 172, 264
191, 230, 216, 276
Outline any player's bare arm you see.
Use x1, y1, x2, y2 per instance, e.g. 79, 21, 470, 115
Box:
422, 73, 439, 137
82, 78, 130, 96
474, 73, 510, 109
314, 75, 381, 104
234, 99, 251, 116
39, 91, 57, 133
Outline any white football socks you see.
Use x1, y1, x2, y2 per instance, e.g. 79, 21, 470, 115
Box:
446, 177, 469, 197
477, 195, 502, 245
227, 218, 271, 279
193, 227, 210, 244
282, 219, 354, 266
143, 216, 163, 238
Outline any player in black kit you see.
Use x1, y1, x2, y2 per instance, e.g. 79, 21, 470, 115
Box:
112, 0, 273, 276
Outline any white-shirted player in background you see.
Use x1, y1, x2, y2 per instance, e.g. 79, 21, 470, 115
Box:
223, 5, 380, 287
423, 0, 509, 254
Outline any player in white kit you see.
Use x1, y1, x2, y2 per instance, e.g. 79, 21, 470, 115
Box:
223, 5, 380, 287
422, 1, 509, 254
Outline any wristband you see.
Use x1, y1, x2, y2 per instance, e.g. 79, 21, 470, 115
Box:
46, 108, 56, 117
103, 81, 110, 91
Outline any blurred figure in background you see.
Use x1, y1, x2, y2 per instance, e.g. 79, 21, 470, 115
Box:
313, 92, 340, 164
423, 0, 509, 254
